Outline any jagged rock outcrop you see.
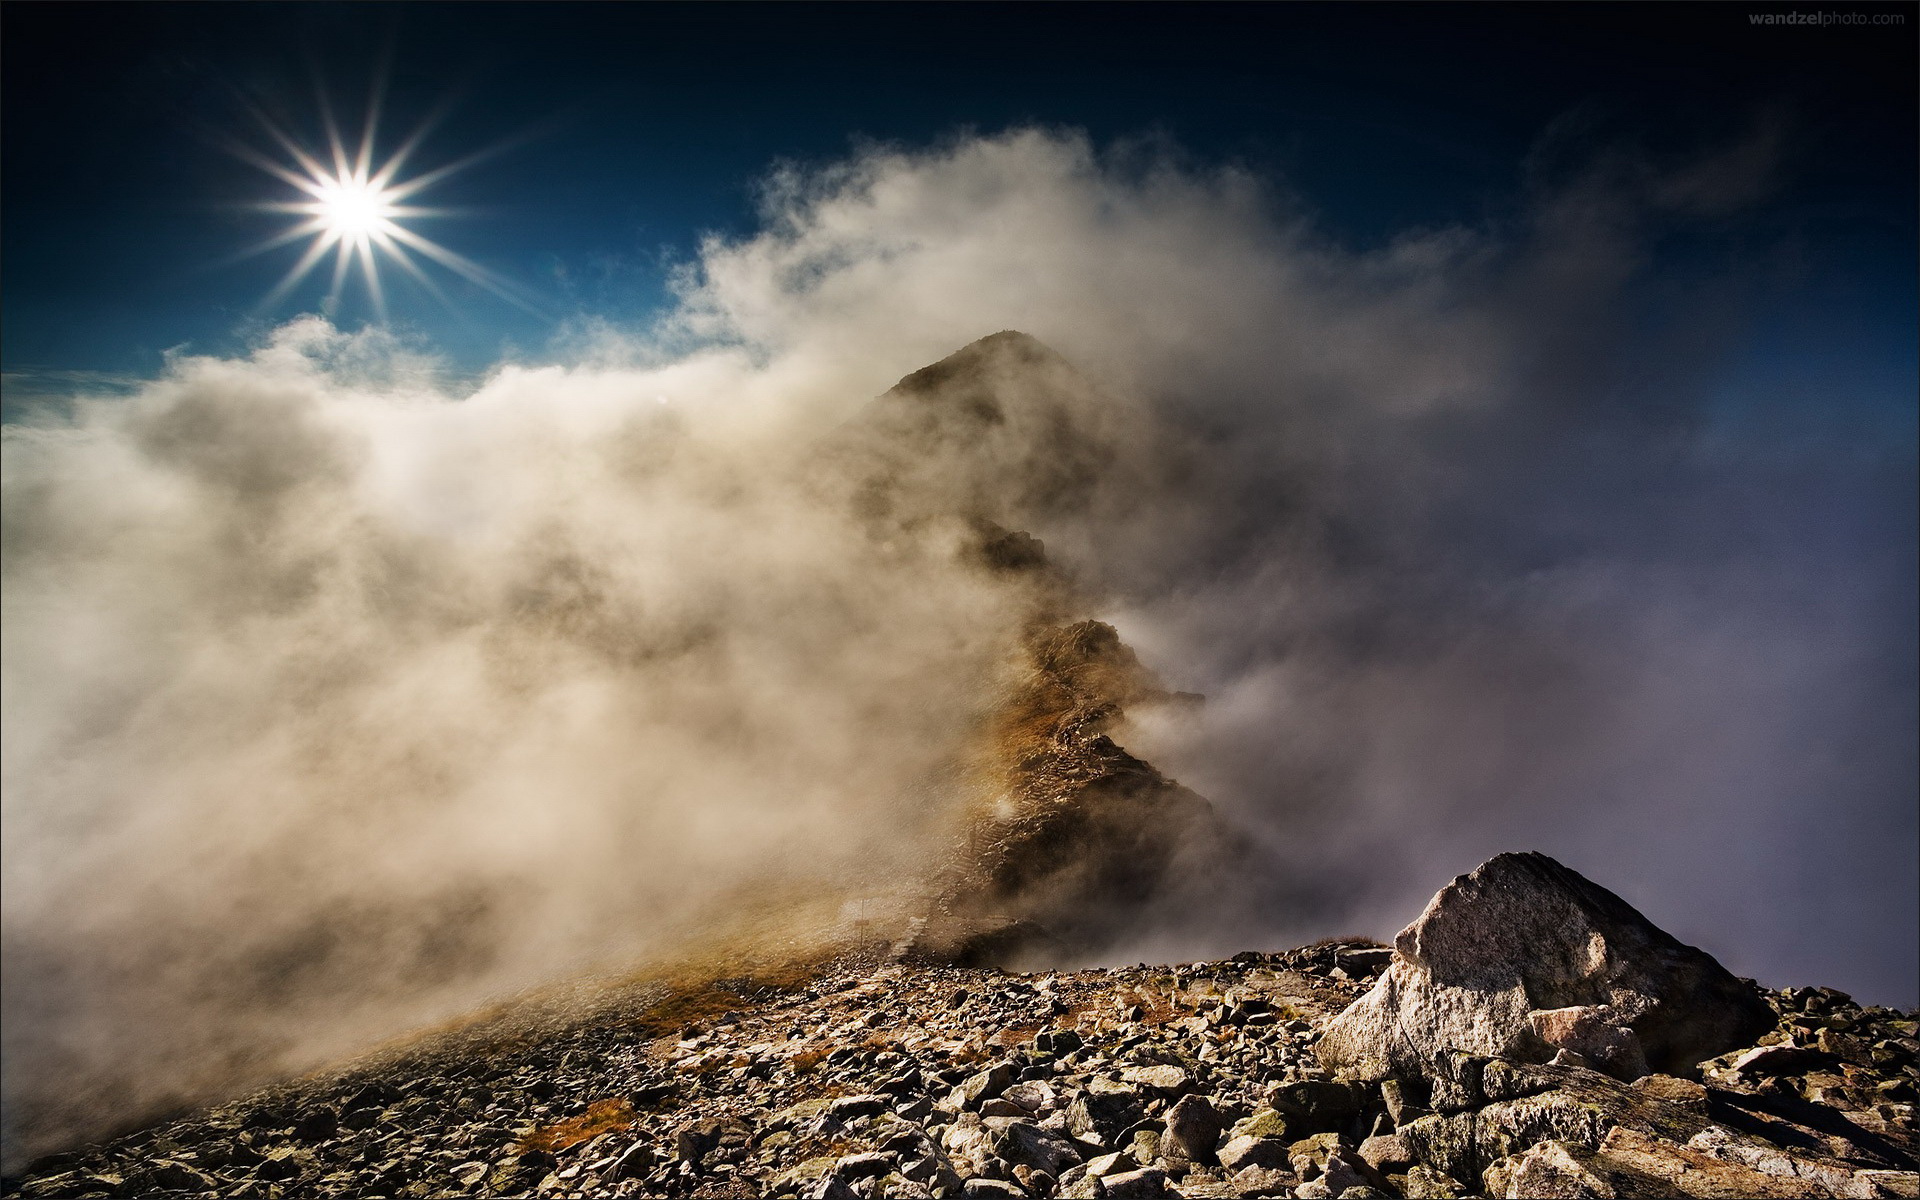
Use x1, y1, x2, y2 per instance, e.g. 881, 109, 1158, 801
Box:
1317, 852, 1775, 1085
823, 333, 1239, 967
907, 618, 1228, 966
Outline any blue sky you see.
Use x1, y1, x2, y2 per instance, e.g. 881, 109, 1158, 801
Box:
3, 3, 1914, 404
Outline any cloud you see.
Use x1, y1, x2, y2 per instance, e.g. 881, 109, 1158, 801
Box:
3, 126, 1912, 1165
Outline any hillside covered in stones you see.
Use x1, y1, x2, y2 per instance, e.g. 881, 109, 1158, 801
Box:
6, 853, 1916, 1199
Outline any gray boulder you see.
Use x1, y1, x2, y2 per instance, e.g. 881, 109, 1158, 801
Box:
1317, 852, 1772, 1082
1160, 1093, 1223, 1166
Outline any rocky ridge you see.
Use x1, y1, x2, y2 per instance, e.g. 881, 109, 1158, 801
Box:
7, 855, 1915, 1200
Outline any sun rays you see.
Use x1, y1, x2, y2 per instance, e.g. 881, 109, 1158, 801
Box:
231, 92, 541, 322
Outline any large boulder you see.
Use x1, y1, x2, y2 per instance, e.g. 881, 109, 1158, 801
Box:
1317, 852, 1772, 1082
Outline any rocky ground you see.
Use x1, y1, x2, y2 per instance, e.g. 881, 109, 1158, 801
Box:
5, 921, 1915, 1199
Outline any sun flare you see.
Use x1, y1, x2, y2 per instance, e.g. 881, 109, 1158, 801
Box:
314, 177, 398, 239
233, 101, 536, 320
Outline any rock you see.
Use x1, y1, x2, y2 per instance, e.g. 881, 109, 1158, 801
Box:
1400, 1163, 1466, 1198
1397, 1113, 1478, 1181
955, 1063, 1019, 1109
1162, 1094, 1223, 1165
1380, 1079, 1427, 1128
1229, 1109, 1290, 1142
1122, 1064, 1193, 1094
1067, 1085, 1146, 1144
146, 1160, 217, 1191
943, 1112, 995, 1162
1527, 1006, 1651, 1081
1486, 1140, 1617, 1198
1218, 1135, 1291, 1171
991, 1119, 1084, 1177
1229, 1164, 1297, 1196
829, 1093, 892, 1120
1733, 1044, 1833, 1076
1597, 1125, 1831, 1197
805, 1176, 862, 1200
1127, 1128, 1163, 1166
1101, 1165, 1170, 1198
1358, 1133, 1413, 1174
1002, 1080, 1053, 1113
1680, 1125, 1912, 1197
1288, 1137, 1371, 1197
963, 1179, 1027, 1199
833, 1151, 897, 1180
1266, 1080, 1361, 1133
1630, 1073, 1708, 1110
610, 1141, 654, 1180
1317, 852, 1773, 1083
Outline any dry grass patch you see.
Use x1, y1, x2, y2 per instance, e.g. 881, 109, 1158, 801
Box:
517, 1097, 637, 1154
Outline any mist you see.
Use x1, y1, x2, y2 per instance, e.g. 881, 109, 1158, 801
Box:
3, 127, 1912, 1167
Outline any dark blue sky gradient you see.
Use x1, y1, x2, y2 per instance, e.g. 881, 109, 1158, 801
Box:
2, 2, 1914, 405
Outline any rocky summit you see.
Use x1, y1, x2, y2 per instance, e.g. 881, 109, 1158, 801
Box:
5, 852, 1916, 1200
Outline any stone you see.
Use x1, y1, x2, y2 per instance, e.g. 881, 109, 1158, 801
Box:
1473, 1088, 1617, 1167
1067, 1086, 1145, 1144
1162, 1094, 1224, 1165
833, 1151, 897, 1180
1002, 1080, 1053, 1113
1229, 1109, 1289, 1142
1266, 1080, 1361, 1132
1487, 1140, 1616, 1198
829, 1093, 892, 1120
1400, 1164, 1466, 1198
1528, 1007, 1651, 1081
991, 1119, 1084, 1177
1599, 1126, 1830, 1197
962, 1179, 1026, 1199
1397, 1113, 1477, 1182
1679, 1125, 1904, 1197
1380, 1079, 1427, 1128
610, 1141, 654, 1180
806, 1175, 862, 1200
1630, 1073, 1708, 1110
1317, 853, 1773, 1082
1229, 1164, 1297, 1196
1121, 1064, 1193, 1094
1101, 1166, 1170, 1198
1218, 1135, 1291, 1171
1358, 1133, 1413, 1174
777, 1156, 842, 1192
1732, 1044, 1832, 1076
954, 1063, 1018, 1109
1127, 1128, 1163, 1166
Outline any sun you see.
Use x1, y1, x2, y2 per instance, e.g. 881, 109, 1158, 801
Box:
230, 98, 537, 320
314, 177, 398, 239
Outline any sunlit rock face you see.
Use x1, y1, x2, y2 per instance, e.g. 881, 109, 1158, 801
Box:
1316, 851, 1775, 1084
